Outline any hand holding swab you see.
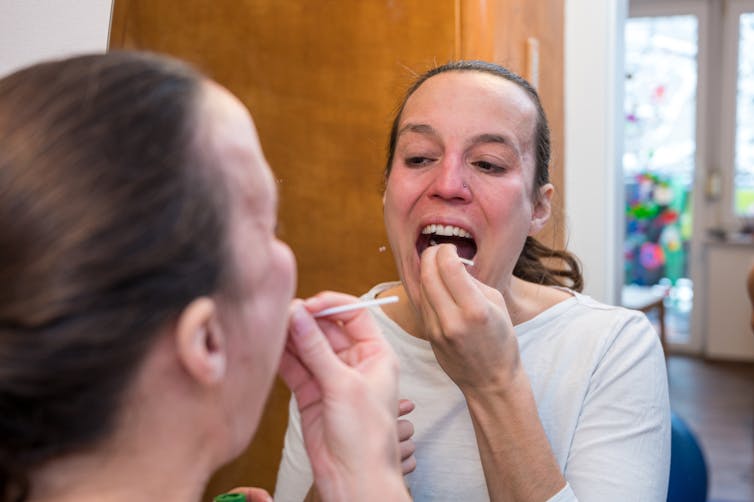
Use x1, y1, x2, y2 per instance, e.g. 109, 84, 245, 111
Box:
313, 296, 399, 318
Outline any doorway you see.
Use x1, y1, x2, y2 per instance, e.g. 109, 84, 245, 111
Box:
623, 1, 709, 348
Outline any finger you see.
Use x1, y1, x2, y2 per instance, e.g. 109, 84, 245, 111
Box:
226, 487, 273, 502
278, 333, 312, 390
278, 343, 326, 411
401, 455, 417, 475
470, 275, 508, 309
399, 437, 416, 461
397, 418, 414, 442
288, 300, 346, 392
418, 247, 448, 337
431, 243, 485, 309
398, 398, 415, 417
315, 316, 357, 354
304, 291, 392, 343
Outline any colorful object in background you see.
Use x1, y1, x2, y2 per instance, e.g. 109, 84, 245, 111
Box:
625, 172, 691, 286
639, 242, 665, 269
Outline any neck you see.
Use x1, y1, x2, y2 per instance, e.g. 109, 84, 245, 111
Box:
28, 337, 226, 502
28, 431, 212, 502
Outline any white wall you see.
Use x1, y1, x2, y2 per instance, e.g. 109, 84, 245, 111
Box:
564, 0, 627, 304
0, 0, 112, 78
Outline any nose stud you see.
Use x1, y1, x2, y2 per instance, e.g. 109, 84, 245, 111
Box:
463, 182, 468, 188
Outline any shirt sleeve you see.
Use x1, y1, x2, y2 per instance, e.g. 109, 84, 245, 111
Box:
565, 311, 671, 501
547, 482, 577, 501
273, 396, 314, 502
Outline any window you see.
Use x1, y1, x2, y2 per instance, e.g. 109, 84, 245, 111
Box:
733, 10, 754, 217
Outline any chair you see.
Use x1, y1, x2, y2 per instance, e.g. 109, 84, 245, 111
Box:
667, 411, 708, 502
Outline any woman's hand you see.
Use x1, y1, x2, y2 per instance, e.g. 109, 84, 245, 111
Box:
398, 399, 416, 475
418, 244, 566, 501
417, 243, 522, 396
278, 292, 409, 502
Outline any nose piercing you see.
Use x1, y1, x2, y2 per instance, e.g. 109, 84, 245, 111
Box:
463, 182, 468, 188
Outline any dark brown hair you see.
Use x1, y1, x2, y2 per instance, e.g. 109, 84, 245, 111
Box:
0, 52, 229, 501
385, 60, 583, 291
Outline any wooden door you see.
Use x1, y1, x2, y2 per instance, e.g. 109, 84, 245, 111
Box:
110, 1, 563, 496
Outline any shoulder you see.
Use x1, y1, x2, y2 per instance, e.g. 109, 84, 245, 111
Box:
519, 290, 662, 370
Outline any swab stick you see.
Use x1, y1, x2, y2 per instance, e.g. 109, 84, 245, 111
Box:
313, 296, 399, 318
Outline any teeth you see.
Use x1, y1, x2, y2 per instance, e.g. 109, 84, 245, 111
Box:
421, 224, 472, 239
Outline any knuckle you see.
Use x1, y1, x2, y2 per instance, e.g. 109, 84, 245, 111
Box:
402, 456, 417, 474
397, 419, 415, 439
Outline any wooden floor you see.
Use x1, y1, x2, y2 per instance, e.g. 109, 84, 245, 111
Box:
667, 355, 754, 502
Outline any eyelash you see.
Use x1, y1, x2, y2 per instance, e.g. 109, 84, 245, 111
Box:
473, 160, 505, 173
403, 156, 507, 174
405, 156, 435, 167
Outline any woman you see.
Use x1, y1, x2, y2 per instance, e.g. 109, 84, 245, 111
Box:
0, 52, 409, 502
275, 61, 671, 501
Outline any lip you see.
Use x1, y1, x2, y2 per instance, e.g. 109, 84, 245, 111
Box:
414, 218, 478, 261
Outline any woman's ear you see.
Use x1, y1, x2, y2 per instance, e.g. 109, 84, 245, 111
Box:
529, 183, 554, 235
174, 297, 226, 386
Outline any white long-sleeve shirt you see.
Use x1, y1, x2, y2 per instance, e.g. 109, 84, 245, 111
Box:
275, 282, 670, 501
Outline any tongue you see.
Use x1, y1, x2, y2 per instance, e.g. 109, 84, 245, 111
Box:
429, 235, 476, 260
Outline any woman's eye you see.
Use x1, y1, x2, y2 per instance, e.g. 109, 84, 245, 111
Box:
473, 160, 504, 173
405, 156, 434, 167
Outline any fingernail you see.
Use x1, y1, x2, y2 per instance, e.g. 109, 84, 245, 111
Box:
290, 303, 315, 339
399, 399, 414, 413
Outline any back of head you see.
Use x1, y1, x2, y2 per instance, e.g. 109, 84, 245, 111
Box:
0, 52, 228, 501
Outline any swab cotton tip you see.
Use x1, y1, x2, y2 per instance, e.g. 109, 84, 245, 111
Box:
459, 257, 475, 266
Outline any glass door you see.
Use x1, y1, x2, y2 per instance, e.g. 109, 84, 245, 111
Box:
623, 2, 707, 348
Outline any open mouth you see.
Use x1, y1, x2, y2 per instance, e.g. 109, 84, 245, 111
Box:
416, 224, 477, 261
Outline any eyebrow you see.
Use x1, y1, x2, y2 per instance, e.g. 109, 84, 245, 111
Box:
398, 123, 514, 150
397, 123, 439, 139
469, 133, 512, 148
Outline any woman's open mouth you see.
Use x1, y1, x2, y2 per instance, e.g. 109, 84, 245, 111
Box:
416, 224, 477, 260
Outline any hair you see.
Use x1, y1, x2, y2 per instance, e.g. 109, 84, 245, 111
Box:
0, 52, 231, 501
385, 60, 583, 291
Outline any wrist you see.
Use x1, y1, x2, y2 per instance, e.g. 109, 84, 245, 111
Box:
460, 363, 530, 406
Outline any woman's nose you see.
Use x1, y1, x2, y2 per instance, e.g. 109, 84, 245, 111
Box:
428, 158, 471, 203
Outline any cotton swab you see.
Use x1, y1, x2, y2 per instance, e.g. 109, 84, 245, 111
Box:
313, 296, 399, 318
458, 257, 475, 266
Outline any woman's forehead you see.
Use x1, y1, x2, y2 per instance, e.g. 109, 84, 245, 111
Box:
400, 71, 537, 145
199, 82, 276, 211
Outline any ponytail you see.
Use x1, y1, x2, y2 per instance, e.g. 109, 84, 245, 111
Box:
514, 237, 583, 292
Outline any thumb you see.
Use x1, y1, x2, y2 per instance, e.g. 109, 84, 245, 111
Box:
289, 301, 344, 388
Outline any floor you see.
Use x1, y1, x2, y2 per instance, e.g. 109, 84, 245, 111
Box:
667, 355, 754, 502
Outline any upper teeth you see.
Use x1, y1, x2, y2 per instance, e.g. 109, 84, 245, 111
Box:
421, 224, 472, 238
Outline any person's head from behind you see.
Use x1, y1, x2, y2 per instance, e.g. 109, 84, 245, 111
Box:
0, 52, 295, 501
382, 61, 581, 308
